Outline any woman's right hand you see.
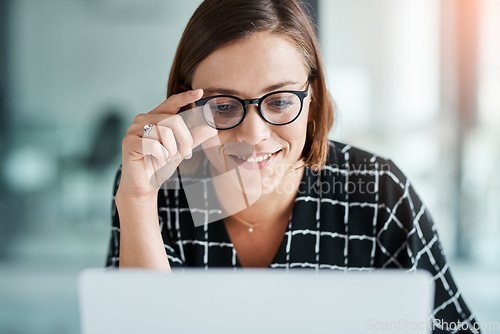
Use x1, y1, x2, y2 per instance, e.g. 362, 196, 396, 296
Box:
117, 89, 218, 201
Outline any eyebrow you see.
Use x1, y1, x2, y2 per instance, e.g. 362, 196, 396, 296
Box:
202, 80, 301, 96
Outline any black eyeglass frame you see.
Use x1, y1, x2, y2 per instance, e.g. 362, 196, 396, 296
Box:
193, 82, 310, 130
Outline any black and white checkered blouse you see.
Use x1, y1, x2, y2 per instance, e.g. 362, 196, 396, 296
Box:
106, 140, 479, 334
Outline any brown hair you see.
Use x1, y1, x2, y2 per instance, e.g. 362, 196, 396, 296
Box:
167, 0, 334, 170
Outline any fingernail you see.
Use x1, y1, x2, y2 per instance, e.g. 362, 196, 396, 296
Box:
185, 150, 192, 159
190, 89, 200, 95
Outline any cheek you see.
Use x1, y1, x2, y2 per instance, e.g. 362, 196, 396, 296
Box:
200, 131, 235, 171
283, 108, 309, 146
201, 135, 220, 151
200, 131, 232, 156
200, 136, 220, 169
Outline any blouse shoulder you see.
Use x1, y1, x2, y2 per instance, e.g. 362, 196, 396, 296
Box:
325, 140, 410, 200
326, 140, 393, 169
323, 140, 431, 268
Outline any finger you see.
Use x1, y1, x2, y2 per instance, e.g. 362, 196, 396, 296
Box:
140, 138, 169, 166
142, 148, 182, 189
156, 126, 177, 158
190, 124, 219, 149
129, 116, 175, 142
130, 113, 188, 135
150, 89, 204, 115
128, 121, 160, 140
158, 115, 193, 158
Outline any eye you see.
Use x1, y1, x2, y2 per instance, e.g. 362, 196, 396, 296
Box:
270, 100, 293, 107
205, 97, 240, 114
209, 103, 239, 114
265, 97, 296, 112
212, 104, 235, 112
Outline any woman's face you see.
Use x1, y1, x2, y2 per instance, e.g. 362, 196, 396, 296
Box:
191, 31, 311, 197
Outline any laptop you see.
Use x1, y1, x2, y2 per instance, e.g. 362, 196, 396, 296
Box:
78, 268, 434, 334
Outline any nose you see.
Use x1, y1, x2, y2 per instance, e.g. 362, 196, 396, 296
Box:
235, 104, 271, 145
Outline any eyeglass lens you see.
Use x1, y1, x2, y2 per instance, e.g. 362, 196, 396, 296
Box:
201, 92, 302, 129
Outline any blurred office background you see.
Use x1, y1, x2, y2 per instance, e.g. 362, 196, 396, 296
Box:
0, 0, 499, 333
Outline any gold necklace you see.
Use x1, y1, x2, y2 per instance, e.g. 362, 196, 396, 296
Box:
228, 214, 265, 232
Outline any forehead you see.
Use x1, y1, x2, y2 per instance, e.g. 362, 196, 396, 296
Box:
191, 32, 309, 95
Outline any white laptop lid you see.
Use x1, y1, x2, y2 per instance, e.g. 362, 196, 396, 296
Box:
78, 268, 434, 334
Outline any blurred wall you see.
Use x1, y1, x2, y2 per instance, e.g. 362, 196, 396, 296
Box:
2, 0, 202, 263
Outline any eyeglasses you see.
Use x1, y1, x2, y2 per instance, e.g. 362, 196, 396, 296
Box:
194, 82, 309, 130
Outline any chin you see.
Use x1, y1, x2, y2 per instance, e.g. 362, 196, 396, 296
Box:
230, 168, 281, 200
259, 176, 281, 195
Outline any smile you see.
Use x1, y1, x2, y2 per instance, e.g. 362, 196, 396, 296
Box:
235, 153, 273, 163
229, 150, 281, 170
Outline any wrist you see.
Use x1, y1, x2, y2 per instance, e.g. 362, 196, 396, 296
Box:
115, 186, 158, 210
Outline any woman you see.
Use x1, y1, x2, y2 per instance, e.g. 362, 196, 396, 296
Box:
106, 0, 479, 332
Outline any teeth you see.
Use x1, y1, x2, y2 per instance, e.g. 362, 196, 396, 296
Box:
236, 153, 272, 162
